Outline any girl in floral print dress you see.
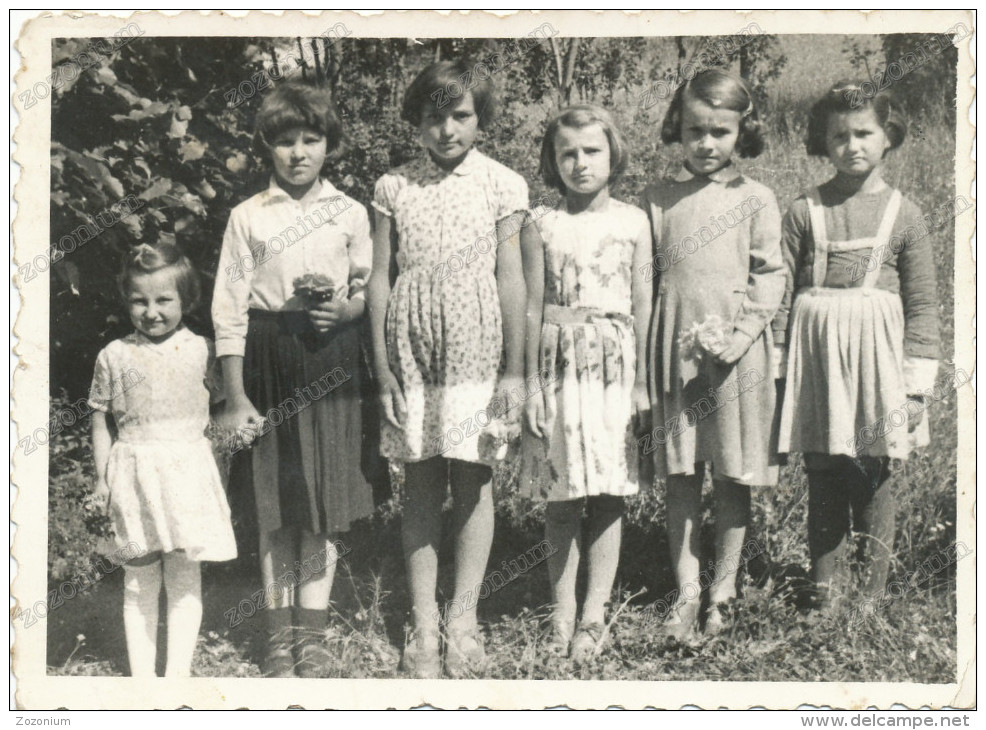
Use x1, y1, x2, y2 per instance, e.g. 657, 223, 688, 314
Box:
367, 60, 528, 678
520, 105, 652, 662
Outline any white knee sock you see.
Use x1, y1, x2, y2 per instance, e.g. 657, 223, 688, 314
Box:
123, 561, 162, 677
162, 552, 203, 678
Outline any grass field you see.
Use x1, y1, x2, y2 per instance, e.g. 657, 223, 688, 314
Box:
44, 34, 963, 685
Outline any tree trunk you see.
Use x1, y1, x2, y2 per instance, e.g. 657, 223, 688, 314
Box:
311, 38, 322, 82
296, 37, 308, 79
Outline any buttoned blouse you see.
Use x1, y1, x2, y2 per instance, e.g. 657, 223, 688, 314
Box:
212, 177, 372, 358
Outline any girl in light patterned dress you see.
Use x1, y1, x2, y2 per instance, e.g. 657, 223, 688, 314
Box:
367, 59, 528, 678
520, 105, 652, 662
90, 244, 236, 677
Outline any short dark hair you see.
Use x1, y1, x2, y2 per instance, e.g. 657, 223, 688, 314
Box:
253, 80, 346, 163
119, 243, 201, 314
805, 80, 907, 157
401, 59, 496, 130
539, 104, 630, 192
661, 68, 764, 158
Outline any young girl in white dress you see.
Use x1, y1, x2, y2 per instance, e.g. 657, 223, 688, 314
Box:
520, 105, 651, 661
90, 243, 236, 677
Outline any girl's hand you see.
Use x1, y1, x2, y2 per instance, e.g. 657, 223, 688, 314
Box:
221, 395, 266, 447
523, 391, 547, 439
631, 382, 651, 437
907, 396, 926, 432
494, 373, 525, 419
90, 476, 110, 513
713, 330, 756, 366
377, 370, 407, 429
308, 299, 353, 333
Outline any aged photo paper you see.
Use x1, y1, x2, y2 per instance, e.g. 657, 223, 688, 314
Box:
10, 9, 976, 710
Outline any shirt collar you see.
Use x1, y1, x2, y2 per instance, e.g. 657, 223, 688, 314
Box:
424, 147, 482, 177
265, 176, 341, 203
673, 162, 742, 184
132, 324, 190, 347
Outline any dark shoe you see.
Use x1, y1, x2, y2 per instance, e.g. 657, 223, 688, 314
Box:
569, 621, 605, 664
294, 607, 331, 678
445, 626, 487, 678
401, 628, 441, 679
262, 607, 296, 678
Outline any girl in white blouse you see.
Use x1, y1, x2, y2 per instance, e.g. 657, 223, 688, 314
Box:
212, 81, 374, 678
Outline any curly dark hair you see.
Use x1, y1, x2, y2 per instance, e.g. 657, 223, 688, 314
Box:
805, 80, 907, 157
661, 68, 764, 159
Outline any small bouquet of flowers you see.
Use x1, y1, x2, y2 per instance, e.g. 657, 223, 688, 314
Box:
293, 273, 336, 308
677, 314, 731, 362
477, 388, 524, 462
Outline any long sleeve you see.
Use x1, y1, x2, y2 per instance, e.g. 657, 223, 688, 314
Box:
895, 201, 940, 392
212, 205, 255, 358
895, 203, 941, 361
773, 198, 811, 347
733, 187, 786, 341
347, 204, 373, 303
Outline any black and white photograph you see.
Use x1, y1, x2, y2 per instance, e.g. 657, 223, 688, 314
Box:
10, 9, 975, 711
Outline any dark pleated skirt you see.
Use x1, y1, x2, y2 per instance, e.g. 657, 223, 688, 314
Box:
233, 309, 376, 535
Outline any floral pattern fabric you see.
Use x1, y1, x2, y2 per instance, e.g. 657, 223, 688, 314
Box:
521, 200, 648, 501
373, 149, 528, 464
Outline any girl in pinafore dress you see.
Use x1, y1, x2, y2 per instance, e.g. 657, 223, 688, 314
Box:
776, 82, 939, 609
212, 81, 375, 677
520, 105, 651, 661
367, 60, 527, 677
90, 244, 237, 677
643, 70, 785, 638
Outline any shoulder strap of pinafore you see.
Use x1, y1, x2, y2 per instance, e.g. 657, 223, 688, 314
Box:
805, 187, 828, 287
862, 189, 903, 288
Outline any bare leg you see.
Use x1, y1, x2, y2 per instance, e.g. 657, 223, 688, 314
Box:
162, 551, 202, 677
709, 478, 751, 604
447, 460, 494, 634
666, 471, 704, 627
259, 527, 297, 609
582, 496, 624, 625
296, 530, 339, 610
545, 499, 583, 643
122, 554, 162, 677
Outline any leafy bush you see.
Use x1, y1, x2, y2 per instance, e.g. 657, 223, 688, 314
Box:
46, 392, 113, 583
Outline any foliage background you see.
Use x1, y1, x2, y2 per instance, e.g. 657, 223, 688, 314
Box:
43, 30, 964, 682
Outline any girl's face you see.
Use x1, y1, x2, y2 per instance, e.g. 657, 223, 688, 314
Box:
269, 125, 328, 196
127, 269, 183, 341
680, 94, 741, 175
419, 91, 479, 166
825, 107, 891, 177
553, 123, 612, 197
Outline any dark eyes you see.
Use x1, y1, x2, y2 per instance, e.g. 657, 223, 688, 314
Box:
689, 127, 731, 136
274, 135, 323, 146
